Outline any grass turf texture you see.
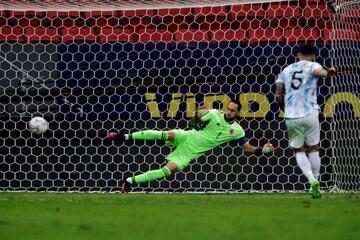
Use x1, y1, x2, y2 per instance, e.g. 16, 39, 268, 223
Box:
0, 192, 359, 240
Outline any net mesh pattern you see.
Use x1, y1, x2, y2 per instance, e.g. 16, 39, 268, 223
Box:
0, 0, 359, 192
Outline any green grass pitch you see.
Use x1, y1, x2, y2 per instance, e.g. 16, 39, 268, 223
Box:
0, 192, 359, 240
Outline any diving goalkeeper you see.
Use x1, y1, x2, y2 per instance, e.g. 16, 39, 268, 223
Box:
108, 99, 275, 193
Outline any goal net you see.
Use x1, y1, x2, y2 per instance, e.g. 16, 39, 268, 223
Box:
330, 0, 360, 191
0, 0, 359, 192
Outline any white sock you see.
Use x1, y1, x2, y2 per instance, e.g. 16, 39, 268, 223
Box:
308, 151, 321, 180
124, 134, 129, 140
126, 177, 132, 184
296, 152, 316, 183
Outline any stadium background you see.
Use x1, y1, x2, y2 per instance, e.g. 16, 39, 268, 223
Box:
0, 0, 359, 192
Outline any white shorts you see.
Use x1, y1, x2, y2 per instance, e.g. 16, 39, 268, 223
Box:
285, 109, 320, 149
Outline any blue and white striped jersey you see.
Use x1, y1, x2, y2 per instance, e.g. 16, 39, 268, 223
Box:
276, 60, 323, 118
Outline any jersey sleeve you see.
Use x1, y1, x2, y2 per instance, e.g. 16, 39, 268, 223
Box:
235, 125, 248, 145
238, 136, 249, 146
313, 62, 323, 71
275, 70, 285, 84
312, 62, 323, 78
233, 124, 246, 138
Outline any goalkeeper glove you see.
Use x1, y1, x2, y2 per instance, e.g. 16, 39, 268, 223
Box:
261, 143, 275, 154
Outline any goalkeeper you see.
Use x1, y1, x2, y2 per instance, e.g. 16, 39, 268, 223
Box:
108, 99, 275, 193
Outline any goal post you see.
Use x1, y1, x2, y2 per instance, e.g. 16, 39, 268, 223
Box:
0, 0, 359, 192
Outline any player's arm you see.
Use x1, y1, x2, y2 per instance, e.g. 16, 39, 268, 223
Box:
275, 83, 285, 112
313, 66, 337, 78
275, 70, 285, 112
239, 137, 275, 154
242, 142, 262, 154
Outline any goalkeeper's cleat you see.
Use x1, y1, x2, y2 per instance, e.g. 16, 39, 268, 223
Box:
310, 180, 322, 199
107, 131, 125, 143
120, 178, 132, 194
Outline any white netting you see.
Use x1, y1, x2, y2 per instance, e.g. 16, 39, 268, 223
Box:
330, 0, 360, 191
0, 0, 359, 192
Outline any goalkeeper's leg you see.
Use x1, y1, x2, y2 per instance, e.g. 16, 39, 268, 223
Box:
118, 130, 192, 193
108, 130, 175, 143
120, 162, 178, 194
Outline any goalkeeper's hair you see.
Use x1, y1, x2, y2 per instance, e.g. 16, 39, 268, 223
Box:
299, 43, 315, 56
229, 99, 242, 111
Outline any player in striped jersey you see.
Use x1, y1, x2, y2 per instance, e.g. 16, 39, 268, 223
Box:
275, 44, 336, 198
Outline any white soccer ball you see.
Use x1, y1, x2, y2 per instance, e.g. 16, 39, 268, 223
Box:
29, 117, 48, 135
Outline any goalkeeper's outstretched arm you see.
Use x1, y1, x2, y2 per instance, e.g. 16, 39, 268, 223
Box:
242, 142, 275, 154
242, 143, 262, 154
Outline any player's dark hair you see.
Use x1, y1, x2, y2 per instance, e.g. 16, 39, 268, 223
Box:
229, 99, 242, 111
299, 43, 315, 56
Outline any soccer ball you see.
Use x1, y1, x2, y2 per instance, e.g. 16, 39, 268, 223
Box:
29, 117, 48, 135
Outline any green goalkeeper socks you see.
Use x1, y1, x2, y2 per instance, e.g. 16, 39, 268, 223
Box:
132, 167, 172, 183
128, 131, 171, 184
130, 130, 168, 141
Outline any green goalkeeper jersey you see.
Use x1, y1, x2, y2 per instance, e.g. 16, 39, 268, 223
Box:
186, 109, 246, 154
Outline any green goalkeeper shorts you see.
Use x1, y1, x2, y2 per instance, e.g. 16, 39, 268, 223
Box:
165, 129, 202, 171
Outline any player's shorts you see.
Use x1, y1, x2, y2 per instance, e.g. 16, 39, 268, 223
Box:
165, 129, 203, 171
285, 109, 320, 149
